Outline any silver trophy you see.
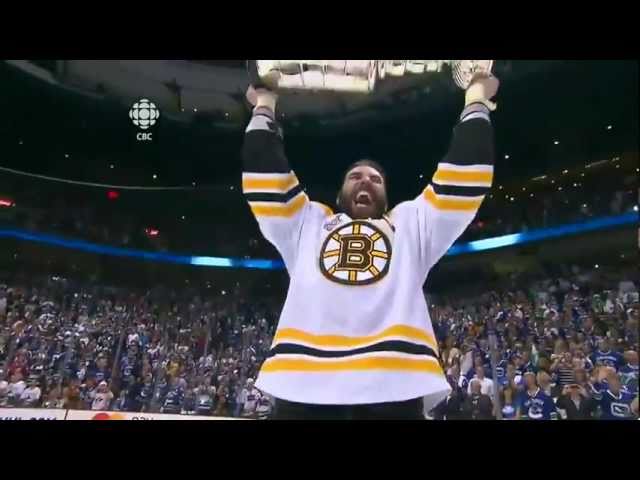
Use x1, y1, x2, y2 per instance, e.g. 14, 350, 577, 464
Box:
253, 60, 494, 93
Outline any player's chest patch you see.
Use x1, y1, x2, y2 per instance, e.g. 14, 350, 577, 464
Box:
319, 220, 393, 286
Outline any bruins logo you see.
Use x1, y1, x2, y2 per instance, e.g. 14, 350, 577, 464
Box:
319, 221, 392, 286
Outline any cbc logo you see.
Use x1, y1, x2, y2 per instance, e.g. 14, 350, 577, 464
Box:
129, 98, 160, 141
319, 221, 392, 286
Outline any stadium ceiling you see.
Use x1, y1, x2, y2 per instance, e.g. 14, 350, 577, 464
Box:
0, 60, 636, 189
5, 60, 565, 131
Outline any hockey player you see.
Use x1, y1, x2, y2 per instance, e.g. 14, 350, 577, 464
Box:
242, 69, 499, 419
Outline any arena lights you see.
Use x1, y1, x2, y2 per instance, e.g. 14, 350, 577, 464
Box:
0, 198, 15, 208
505, 155, 510, 159
446, 213, 638, 257
152, 174, 158, 180
144, 228, 159, 237
634, 205, 639, 212
553, 140, 560, 145
419, 174, 424, 179
192, 182, 196, 187
18, 140, 23, 145
606, 125, 613, 130
181, 215, 186, 220
110, 164, 114, 169
562, 169, 568, 174
586, 160, 609, 169
64, 154, 69, 158
2, 213, 636, 270
193, 108, 198, 112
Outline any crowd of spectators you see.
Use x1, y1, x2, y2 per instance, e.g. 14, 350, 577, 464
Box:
429, 262, 639, 419
0, 274, 277, 419
463, 185, 637, 241
1, 260, 638, 420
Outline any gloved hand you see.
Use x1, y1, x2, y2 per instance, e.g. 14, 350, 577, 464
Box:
465, 73, 500, 111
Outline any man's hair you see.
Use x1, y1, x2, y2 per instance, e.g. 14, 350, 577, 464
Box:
341, 159, 387, 186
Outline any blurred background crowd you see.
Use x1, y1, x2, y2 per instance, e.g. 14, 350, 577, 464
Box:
1, 260, 637, 419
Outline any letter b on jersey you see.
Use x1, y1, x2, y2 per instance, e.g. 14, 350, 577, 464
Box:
319, 221, 392, 286
337, 236, 373, 271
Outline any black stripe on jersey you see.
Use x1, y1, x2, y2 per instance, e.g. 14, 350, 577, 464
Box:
443, 119, 495, 167
269, 340, 438, 359
242, 128, 290, 174
244, 183, 304, 203
431, 183, 489, 197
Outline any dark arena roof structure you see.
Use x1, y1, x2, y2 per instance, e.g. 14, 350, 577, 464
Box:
0, 59, 637, 277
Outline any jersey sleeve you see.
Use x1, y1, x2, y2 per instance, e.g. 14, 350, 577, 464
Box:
389, 104, 494, 273
241, 107, 332, 271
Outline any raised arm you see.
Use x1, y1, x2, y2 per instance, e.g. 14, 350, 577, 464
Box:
241, 87, 330, 270
390, 75, 499, 273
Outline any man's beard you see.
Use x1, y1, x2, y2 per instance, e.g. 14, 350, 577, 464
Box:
337, 188, 387, 219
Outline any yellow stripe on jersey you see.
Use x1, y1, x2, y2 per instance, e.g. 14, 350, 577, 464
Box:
323, 249, 340, 259
423, 186, 484, 212
371, 251, 388, 259
261, 355, 444, 374
249, 192, 308, 218
369, 265, 380, 276
352, 224, 361, 234
242, 172, 299, 193
348, 271, 357, 282
370, 232, 381, 242
433, 168, 493, 186
273, 324, 439, 353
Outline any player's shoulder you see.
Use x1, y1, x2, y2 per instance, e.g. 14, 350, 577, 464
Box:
309, 201, 335, 218
388, 199, 418, 222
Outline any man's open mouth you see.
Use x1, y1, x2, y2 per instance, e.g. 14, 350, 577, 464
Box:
354, 191, 373, 206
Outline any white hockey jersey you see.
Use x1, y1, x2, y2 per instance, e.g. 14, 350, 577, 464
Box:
241, 103, 494, 410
